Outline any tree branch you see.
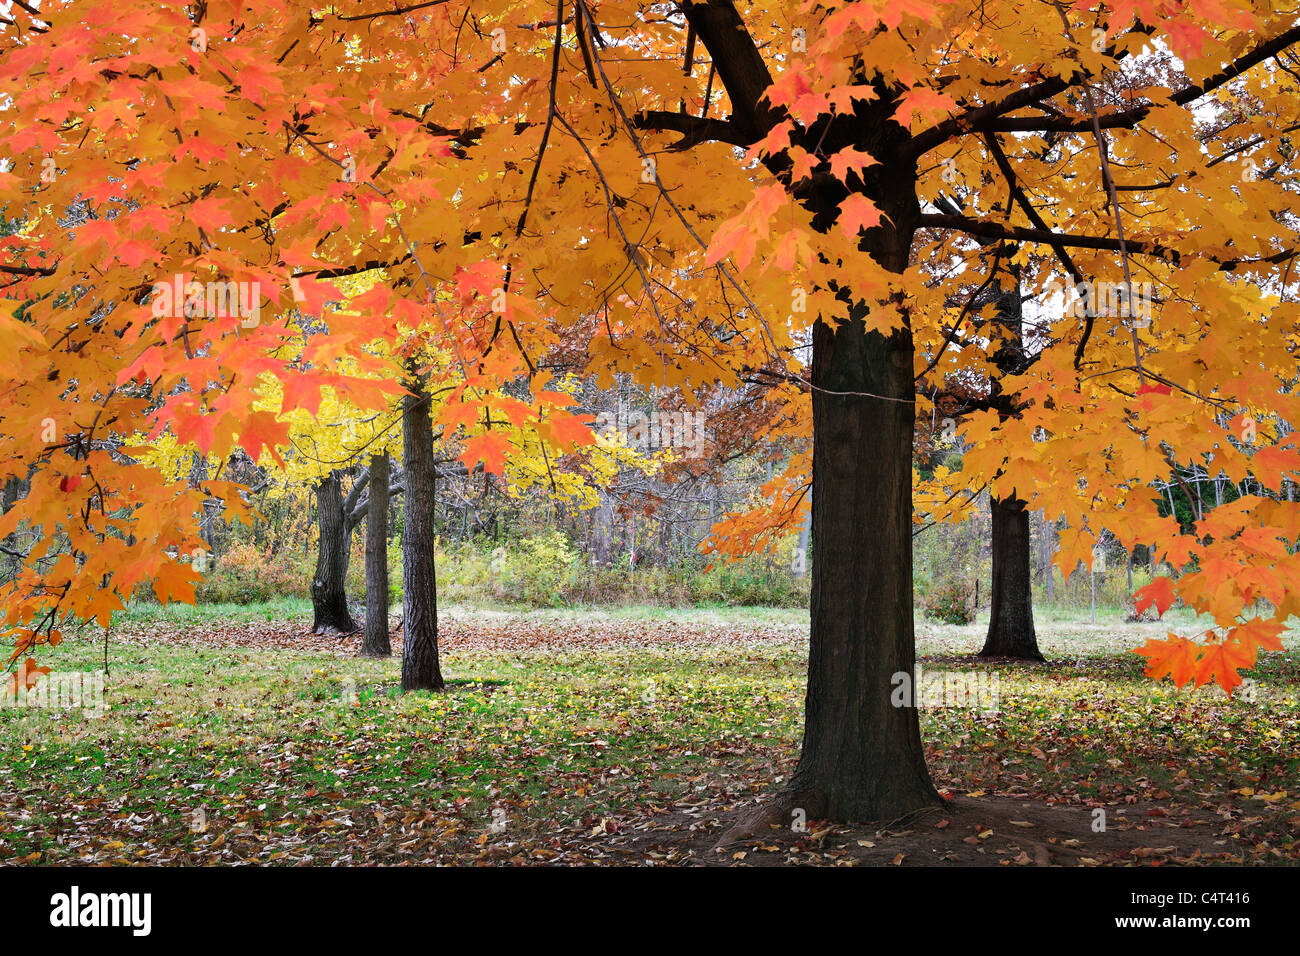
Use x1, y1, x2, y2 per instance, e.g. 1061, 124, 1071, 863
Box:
906, 23, 1300, 153
631, 109, 750, 148
676, 0, 779, 143
985, 24, 1300, 135
919, 212, 1179, 258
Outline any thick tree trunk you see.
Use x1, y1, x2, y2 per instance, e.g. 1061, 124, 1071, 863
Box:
781, 163, 940, 822
782, 312, 941, 822
360, 452, 391, 657
673, 8, 939, 828
980, 494, 1043, 660
400, 373, 444, 691
311, 472, 356, 634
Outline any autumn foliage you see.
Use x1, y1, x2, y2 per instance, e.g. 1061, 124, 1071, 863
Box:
0, 0, 1299, 701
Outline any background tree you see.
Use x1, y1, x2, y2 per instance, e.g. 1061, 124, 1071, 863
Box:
310, 469, 361, 634
400, 365, 443, 691
918, 197, 1042, 659
361, 451, 393, 656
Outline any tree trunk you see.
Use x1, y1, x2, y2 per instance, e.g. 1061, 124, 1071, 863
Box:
400, 372, 444, 691
1045, 518, 1056, 599
961, 242, 1043, 660
360, 452, 391, 657
311, 472, 356, 634
783, 310, 940, 821
591, 497, 614, 566
980, 494, 1043, 660
673, 8, 938, 827
794, 497, 811, 578
781, 163, 940, 821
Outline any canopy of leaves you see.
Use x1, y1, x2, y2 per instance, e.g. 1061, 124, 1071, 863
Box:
1, 0, 1298, 693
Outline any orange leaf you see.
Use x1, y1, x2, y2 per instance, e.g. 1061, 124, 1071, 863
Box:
1133, 577, 1176, 618
461, 432, 512, 475
837, 193, 883, 238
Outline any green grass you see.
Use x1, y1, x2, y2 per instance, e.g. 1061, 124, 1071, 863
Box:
113, 596, 313, 626
3, 610, 1298, 864
2, 631, 805, 863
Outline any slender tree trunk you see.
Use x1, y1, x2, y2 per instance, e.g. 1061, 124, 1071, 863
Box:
980, 495, 1043, 660
311, 472, 356, 634
360, 452, 391, 657
592, 497, 614, 565
1045, 518, 1056, 600
400, 372, 444, 691
794, 497, 811, 578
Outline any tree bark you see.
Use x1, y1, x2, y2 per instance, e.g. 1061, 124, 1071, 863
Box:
783, 309, 942, 822
310, 471, 356, 635
360, 452, 391, 657
980, 494, 1043, 660
779, 130, 940, 822
400, 372, 444, 691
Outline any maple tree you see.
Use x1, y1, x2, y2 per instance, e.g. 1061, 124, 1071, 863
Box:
919, 211, 1045, 659
652, 2, 1300, 821
3, 0, 1300, 824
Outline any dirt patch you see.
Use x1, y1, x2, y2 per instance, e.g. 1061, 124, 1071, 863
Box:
581, 794, 1257, 866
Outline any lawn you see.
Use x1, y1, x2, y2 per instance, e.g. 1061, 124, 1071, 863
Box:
3, 605, 1298, 866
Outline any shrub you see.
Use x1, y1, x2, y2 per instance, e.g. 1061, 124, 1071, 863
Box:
189, 530, 815, 610
496, 530, 579, 607
920, 577, 975, 624
431, 533, 811, 608
194, 543, 313, 604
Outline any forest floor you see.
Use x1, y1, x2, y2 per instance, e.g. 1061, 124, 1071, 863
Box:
2, 605, 1298, 866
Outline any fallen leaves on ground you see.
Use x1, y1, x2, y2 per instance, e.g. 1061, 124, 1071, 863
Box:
1, 612, 1296, 865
